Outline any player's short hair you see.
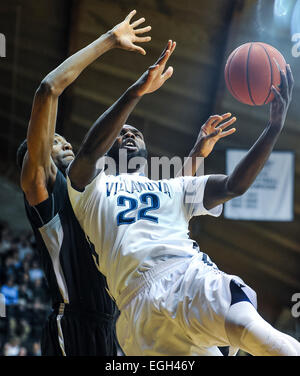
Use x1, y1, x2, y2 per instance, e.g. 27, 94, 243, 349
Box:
16, 139, 28, 170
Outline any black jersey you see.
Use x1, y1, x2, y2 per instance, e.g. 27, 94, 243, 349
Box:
24, 169, 118, 355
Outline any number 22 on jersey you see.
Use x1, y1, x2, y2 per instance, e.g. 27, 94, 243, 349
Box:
117, 193, 160, 225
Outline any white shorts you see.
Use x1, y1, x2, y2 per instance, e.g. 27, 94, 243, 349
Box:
116, 253, 257, 356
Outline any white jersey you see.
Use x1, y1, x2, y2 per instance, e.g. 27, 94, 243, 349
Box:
67, 171, 222, 301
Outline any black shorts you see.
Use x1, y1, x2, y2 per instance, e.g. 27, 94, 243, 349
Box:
41, 305, 118, 356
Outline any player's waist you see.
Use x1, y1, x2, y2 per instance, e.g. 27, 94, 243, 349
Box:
52, 302, 118, 323
115, 256, 194, 310
115, 252, 219, 310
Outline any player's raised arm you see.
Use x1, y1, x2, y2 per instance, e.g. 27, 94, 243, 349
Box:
202, 64, 294, 210
21, 10, 151, 206
69, 40, 176, 191
177, 113, 236, 177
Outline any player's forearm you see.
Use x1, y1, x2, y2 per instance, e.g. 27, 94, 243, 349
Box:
77, 87, 141, 162
227, 66, 293, 196
26, 31, 116, 166
226, 122, 281, 196
44, 31, 116, 96
26, 87, 58, 166
203, 122, 282, 210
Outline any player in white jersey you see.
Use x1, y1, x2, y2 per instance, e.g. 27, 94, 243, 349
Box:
67, 40, 300, 355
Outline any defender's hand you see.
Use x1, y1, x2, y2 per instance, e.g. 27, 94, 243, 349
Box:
192, 113, 236, 158
110, 10, 151, 55
131, 40, 176, 97
270, 64, 294, 130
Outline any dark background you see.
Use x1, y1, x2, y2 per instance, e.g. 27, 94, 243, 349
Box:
0, 0, 299, 354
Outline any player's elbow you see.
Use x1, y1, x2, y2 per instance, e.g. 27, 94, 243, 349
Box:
225, 178, 248, 198
228, 185, 248, 198
37, 78, 61, 97
36, 79, 54, 96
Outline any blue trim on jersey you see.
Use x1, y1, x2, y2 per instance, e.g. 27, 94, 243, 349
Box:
230, 279, 252, 306
202, 253, 214, 267
218, 346, 229, 356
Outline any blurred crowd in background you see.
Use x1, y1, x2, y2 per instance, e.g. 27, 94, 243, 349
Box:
0, 221, 50, 356
0, 219, 299, 357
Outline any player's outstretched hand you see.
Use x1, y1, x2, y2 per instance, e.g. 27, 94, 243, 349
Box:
192, 113, 237, 158
130, 40, 176, 97
270, 63, 294, 130
110, 10, 151, 55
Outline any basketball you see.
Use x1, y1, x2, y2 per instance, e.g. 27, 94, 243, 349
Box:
224, 42, 287, 106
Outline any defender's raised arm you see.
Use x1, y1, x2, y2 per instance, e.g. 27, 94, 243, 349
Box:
20, 10, 151, 206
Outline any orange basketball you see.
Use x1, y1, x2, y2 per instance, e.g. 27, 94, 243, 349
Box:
224, 42, 287, 106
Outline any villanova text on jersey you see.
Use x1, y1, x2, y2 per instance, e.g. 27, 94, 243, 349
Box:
105, 180, 172, 198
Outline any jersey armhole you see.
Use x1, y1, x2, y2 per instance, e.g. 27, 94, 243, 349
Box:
66, 161, 104, 193
26, 194, 56, 228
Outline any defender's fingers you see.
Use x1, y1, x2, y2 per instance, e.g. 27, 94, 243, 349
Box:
220, 112, 232, 121
148, 64, 160, 76
273, 58, 288, 97
161, 66, 174, 81
156, 40, 172, 62
286, 64, 294, 97
169, 41, 176, 55
135, 25, 151, 34
132, 44, 147, 55
217, 116, 237, 130
131, 17, 146, 28
125, 10, 137, 22
205, 115, 222, 128
135, 36, 151, 43
271, 85, 284, 103
157, 49, 172, 67
211, 113, 232, 128
219, 128, 236, 138
279, 69, 288, 101
273, 58, 281, 73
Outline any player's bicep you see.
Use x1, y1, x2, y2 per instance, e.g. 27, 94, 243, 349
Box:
203, 174, 236, 210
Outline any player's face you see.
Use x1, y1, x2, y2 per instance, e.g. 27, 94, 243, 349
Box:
119, 125, 146, 152
108, 125, 147, 164
51, 134, 75, 174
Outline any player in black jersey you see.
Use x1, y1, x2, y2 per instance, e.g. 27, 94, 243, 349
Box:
16, 10, 151, 356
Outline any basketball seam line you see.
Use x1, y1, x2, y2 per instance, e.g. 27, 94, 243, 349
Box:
246, 43, 256, 106
259, 43, 273, 105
